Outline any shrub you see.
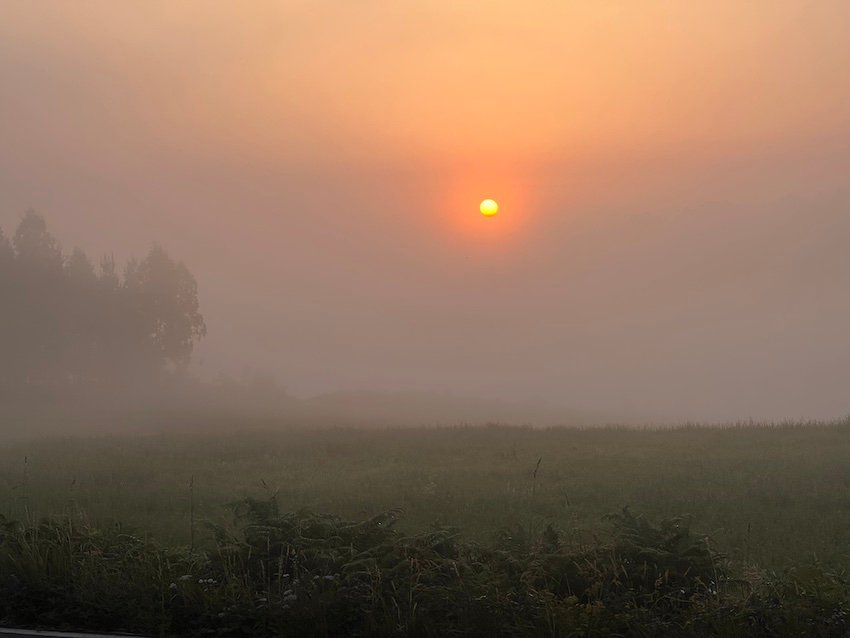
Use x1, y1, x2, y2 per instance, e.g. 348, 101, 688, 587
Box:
1, 502, 848, 636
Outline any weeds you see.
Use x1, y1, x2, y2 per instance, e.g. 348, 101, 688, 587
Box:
1, 501, 848, 637
4, 423, 849, 568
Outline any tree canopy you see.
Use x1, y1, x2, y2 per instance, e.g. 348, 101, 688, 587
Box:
0, 211, 206, 392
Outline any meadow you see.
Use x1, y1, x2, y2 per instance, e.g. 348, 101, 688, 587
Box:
3, 420, 850, 568
4, 420, 850, 636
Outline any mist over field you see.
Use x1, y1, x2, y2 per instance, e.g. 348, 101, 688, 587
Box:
3, 3, 850, 636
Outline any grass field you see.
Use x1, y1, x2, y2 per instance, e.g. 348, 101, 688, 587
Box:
2, 420, 850, 568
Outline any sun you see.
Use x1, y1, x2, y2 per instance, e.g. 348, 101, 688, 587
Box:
480, 198, 499, 216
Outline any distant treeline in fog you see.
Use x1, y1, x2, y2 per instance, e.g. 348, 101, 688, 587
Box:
0, 211, 206, 395
0, 212, 605, 432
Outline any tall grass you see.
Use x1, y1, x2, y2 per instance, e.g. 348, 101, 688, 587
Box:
3, 421, 850, 567
1, 500, 849, 636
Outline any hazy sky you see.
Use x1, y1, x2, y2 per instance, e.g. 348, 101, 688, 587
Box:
2, 1, 850, 421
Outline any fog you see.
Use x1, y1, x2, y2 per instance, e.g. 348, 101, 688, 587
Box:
2, 1, 850, 423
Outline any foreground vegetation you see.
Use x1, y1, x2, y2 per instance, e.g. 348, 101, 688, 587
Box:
2, 498, 849, 637
3, 421, 850, 567
2, 420, 850, 635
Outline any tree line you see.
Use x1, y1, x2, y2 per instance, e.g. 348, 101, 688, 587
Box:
0, 211, 205, 393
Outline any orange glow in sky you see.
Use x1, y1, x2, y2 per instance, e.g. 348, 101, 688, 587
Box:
3, 1, 850, 419
434, 163, 539, 247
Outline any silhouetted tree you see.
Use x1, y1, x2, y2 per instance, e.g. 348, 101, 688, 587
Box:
0, 228, 12, 264
62, 248, 100, 383
13, 209, 63, 271
124, 244, 207, 369
5, 211, 66, 385
0, 212, 206, 395
65, 248, 97, 284
98, 254, 119, 290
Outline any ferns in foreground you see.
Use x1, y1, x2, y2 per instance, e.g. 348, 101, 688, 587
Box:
0, 501, 848, 637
